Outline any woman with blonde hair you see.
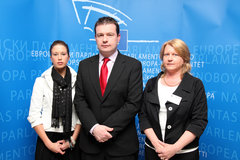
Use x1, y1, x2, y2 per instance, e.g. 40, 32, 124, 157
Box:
139, 39, 208, 160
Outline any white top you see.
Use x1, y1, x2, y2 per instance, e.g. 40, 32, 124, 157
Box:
157, 78, 178, 141
27, 66, 81, 132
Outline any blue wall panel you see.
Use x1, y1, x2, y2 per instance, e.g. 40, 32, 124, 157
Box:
0, 0, 239, 159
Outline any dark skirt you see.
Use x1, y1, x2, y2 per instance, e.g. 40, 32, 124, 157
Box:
35, 132, 81, 160
145, 145, 199, 160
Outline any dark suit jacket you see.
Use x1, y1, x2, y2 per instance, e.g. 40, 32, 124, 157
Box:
74, 51, 143, 156
139, 72, 208, 150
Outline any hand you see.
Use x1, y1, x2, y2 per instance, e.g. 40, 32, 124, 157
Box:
92, 125, 113, 143
157, 141, 178, 160
45, 141, 65, 155
58, 140, 70, 151
152, 140, 164, 155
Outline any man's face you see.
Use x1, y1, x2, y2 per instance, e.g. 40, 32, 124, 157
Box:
95, 23, 120, 57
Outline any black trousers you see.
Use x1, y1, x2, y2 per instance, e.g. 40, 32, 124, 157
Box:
81, 151, 138, 160
145, 145, 199, 160
35, 132, 81, 160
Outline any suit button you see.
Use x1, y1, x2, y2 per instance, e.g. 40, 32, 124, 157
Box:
167, 125, 172, 129
168, 107, 173, 111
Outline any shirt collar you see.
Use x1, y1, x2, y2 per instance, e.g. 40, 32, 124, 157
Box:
99, 50, 118, 63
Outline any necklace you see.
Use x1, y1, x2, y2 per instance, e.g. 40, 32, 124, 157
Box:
163, 76, 181, 87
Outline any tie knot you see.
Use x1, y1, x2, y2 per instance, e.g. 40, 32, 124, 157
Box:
103, 58, 110, 64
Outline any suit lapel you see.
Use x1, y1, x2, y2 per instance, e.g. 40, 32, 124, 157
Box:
146, 76, 160, 123
172, 72, 193, 97
89, 55, 103, 101
102, 52, 125, 101
146, 73, 161, 105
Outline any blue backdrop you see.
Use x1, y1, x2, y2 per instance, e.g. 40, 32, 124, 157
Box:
0, 0, 240, 159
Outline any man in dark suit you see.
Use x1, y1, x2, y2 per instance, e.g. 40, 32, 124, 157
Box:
74, 17, 143, 160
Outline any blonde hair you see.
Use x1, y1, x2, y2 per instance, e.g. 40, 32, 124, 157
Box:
160, 39, 191, 77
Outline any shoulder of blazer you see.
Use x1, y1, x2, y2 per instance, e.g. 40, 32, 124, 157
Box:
145, 72, 163, 93
117, 51, 141, 64
180, 72, 202, 93
79, 55, 99, 65
145, 77, 157, 93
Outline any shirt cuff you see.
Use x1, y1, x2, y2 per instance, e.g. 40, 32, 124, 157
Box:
90, 123, 99, 135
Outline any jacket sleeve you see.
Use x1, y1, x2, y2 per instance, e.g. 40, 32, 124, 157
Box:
27, 78, 44, 128
74, 61, 98, 132
138, 79, 154, 133
186, 79, 208, 138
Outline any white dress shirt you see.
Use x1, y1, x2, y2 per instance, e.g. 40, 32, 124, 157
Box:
98, 50, 118, 81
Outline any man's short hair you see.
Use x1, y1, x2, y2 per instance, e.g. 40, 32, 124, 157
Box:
94, 17, 120, 35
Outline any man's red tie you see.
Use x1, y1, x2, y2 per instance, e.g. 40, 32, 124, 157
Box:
100, 58, 110, 96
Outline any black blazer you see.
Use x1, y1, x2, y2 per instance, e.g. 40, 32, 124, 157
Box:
74, 51, 143, 156
139, 72, 208, 150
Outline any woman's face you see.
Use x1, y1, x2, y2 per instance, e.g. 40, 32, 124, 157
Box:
162, 44, 184, 74
50, 44, 69, 71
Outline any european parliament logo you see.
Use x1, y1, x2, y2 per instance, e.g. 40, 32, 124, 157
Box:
72, 0, 158, 51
